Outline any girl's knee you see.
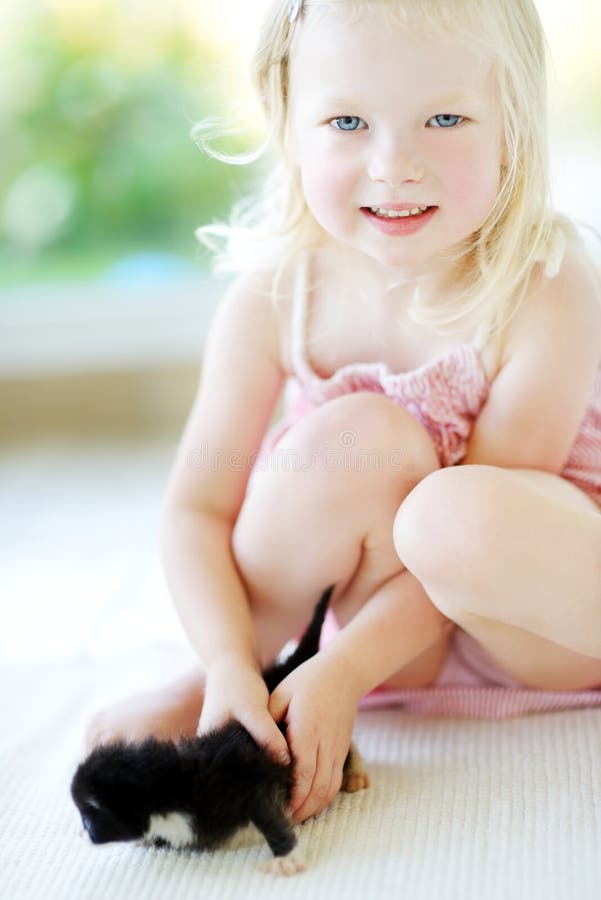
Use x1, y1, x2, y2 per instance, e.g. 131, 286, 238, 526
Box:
238, 395, 438, 544
274, 392, 440, 480
393, 465, 502, 577
233, 394, 441, 600
235, 394, 441, 563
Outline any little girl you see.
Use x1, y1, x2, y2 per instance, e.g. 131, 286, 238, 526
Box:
87, 0, 601, 826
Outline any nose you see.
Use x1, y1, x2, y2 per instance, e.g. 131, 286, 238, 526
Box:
368, 139, 424, 187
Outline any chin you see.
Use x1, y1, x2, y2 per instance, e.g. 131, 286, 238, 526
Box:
357, 242, 438, 275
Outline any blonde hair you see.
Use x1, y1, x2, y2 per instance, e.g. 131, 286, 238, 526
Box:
195, 0, 591, 349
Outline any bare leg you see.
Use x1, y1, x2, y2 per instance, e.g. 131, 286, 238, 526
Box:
394, 464, 601, 689
86, 393, 444, 749
232, 392, 447, 670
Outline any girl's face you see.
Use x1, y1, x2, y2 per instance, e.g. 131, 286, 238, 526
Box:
288, 7, 505, 280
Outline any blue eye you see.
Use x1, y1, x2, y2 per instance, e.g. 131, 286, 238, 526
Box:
330, 116, 367, 131
427, 114, 464, 128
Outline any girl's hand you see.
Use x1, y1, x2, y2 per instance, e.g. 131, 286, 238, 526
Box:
198, 654, 291, 766
268, 653, 362, 824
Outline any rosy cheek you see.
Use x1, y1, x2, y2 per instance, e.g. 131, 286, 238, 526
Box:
301, 152, 352, 221
438, 144, 499, 216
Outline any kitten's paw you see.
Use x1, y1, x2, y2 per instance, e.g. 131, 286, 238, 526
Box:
341, 770, 370, 792
260, 849, 306, 876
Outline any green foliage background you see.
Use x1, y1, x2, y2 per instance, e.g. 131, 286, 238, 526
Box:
0, 5, 256, 286
1, 2, 599, 289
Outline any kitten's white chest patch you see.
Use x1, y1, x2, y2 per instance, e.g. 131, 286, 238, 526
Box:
143, 812, 195, 848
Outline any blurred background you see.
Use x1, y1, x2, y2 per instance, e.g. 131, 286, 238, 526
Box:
1, 0, 273, 436
1, 0, 600, 665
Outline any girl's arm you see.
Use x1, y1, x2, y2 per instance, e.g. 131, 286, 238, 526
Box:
159, 269, 289, 757
269, 567, 450, 822
461, 247, 601, 471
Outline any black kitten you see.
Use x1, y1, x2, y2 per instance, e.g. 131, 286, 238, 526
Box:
71, 586, 369, 875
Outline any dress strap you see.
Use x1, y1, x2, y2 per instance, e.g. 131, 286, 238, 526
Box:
290, 253, 311, 377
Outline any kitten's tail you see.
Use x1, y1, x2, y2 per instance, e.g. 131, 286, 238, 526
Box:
262, 585, 335, 693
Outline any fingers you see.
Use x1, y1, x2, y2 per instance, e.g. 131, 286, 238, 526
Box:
289, 742, 318, 819
239, 709, 291, 766
198, 676, 291, 766
267, 688, 287, 725
290, 748, 343, 824
199, 707, 291, 766
196, 702, 227, 736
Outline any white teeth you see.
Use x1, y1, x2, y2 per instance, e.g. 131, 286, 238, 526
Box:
370, 206, 429, 218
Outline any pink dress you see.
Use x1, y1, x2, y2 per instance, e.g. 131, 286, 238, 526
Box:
253, 259, 601, 718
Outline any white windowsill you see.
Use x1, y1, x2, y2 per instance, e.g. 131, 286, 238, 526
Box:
0, 275, 224, 378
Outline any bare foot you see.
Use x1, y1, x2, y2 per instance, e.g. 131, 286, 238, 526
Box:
341, 770, 370, 792
341, 742, 370, 793
84, 667, 205, 751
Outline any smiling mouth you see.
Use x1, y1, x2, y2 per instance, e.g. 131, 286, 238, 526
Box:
362, 206, 436, 219
359, 205, 439, 236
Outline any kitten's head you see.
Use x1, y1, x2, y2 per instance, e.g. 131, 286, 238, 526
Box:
71, 738, 181, 845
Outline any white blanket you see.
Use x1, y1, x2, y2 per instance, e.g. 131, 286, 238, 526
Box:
2, 643, 601, 900
2, 438, 600, 899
